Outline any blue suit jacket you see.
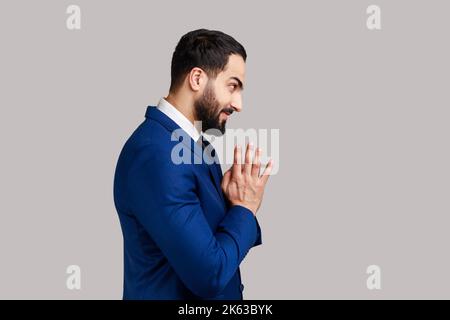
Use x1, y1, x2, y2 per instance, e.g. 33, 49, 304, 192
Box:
113, 106, 262, 300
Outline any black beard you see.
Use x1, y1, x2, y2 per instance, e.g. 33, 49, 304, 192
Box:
194, 83, 226, 136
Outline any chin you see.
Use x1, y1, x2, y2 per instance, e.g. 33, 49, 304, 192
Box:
209, 128, 226, 137
209, 121, 226, 136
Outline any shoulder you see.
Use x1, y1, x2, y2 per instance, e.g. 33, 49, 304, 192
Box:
128, 133, 195, 181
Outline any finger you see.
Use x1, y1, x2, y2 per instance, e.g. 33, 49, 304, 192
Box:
260, 159, 273, 185
244, 143, 253, 176
232, 145, 242, 177
251, 147, 261, 177
221, 169, 231, 190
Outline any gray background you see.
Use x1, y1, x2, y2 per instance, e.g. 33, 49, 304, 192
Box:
0, 0, 449, 299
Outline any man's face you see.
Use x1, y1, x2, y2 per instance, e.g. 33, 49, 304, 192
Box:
194, 54, 246, 135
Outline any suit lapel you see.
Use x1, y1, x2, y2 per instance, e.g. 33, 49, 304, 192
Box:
146, 106, 225, 203
201, 138, 226, 203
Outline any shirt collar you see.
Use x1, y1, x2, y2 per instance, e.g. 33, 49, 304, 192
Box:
156, 97, 201, 142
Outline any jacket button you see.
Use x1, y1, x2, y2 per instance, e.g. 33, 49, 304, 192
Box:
240, 284, 244, 292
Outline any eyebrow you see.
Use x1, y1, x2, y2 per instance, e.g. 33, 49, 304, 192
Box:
229, 77, 244, 90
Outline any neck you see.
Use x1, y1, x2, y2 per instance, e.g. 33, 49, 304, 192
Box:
165, 93, 196, 125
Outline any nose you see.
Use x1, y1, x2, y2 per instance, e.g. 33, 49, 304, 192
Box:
230, 105, 241, 113
231, 96, 243, 113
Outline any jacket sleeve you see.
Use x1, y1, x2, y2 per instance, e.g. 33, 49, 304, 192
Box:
127, 148, 260, 298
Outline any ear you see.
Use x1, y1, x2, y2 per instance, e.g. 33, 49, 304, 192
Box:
188, 67, 208, 92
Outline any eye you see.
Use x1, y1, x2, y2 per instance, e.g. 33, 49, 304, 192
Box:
229, 83, 238, 90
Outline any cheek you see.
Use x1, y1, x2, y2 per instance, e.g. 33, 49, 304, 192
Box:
215, 87, 232, 106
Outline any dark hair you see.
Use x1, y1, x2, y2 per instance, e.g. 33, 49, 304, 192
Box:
169, 29, 247, 93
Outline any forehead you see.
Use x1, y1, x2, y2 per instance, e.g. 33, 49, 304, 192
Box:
219, 54, 246, 82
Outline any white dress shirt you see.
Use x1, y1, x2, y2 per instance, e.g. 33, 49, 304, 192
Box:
156, 97, 201, 142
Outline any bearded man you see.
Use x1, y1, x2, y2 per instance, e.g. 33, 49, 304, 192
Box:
113, 29, 273, 300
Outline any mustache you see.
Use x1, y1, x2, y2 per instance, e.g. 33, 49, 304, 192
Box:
221, 107, 234, 115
